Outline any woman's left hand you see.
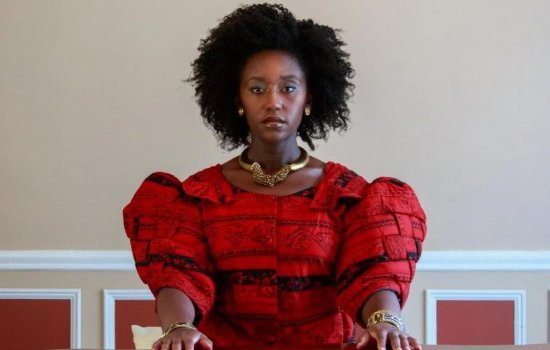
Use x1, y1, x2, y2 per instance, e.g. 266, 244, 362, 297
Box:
356, 322, 422, 350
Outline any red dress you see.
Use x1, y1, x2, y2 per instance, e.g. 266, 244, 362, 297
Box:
122, 162, 426, 346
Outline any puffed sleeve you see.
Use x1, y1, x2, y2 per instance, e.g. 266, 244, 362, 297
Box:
336, 177, 426, 326
122, 172, 216, 321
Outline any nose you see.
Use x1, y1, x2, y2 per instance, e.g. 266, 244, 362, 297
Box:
265, 89, 282, 111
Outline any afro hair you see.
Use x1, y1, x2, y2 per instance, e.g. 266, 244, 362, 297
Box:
189, 3, 354, 150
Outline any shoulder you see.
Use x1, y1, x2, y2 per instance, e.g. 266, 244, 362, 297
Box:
122, 171, 197, 229
324, 162, 421, 201
311, 162, 367, 209
324, 162, 365, 187
353, 176, 426, 221
182, 164, 234, 204
129, 171, 185, 201
123, 172, 194, 224
319, 163, 425, 220
126, 165, 223, 203
367, 176, 419, 196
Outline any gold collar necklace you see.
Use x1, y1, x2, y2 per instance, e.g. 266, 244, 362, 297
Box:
238, 147, 309, 187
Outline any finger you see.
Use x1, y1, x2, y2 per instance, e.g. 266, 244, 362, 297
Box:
152, 338, 162, 350
356, 332, 370, 348
399, 334, 411, 350
160, 338, 172, 350
201, 334, 214, 350
374, 330, 388, 350
199, 334, 214, 350
171, 339, 182, 350
388, 331, 401, 350
408, 336, 422, 350
182, 338, 196, 350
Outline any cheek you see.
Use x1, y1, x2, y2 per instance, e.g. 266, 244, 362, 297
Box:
290, 97, 307, 113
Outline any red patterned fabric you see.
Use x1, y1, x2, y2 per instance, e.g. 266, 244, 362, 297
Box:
123, 162, 426, 346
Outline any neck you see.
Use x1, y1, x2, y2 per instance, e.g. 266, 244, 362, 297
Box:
246, 141, 301, 173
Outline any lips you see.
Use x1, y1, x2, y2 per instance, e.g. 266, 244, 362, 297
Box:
262, 115, 285, 124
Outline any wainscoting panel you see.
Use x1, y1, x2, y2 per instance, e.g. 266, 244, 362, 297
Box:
0, 288, 81, 349
425, 289, 526, 345
103, 289, 156, 349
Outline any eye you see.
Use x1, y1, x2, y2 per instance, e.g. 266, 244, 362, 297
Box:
250, 86, 265, 94
282, 85, 297, 93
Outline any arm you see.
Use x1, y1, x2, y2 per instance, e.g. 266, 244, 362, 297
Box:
123, 173, 216, 350
335, 178, 427, 350
360, 290, 400, 322
152, 288, 212, 350
357, 290, 422, 350
157, 288, 196, 329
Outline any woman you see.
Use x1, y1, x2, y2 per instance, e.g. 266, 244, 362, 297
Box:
123, 4, 426, 350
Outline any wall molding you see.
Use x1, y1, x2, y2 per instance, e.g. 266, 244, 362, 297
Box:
0, 288, 82, 348
1, 250, 549, 272
425, 289, 526, 345
0, 250, 134, 271
103, 289, 154, 349
419, 251, 550, 271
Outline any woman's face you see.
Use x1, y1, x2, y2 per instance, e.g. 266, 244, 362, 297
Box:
239, 50, 309, 146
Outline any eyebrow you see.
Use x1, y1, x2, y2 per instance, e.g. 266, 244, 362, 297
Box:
246, 75, 304, 83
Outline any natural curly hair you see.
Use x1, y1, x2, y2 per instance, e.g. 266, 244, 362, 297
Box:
189, 3, 354, 150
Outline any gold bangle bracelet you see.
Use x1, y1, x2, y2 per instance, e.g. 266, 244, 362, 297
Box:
366, 309, 405, 331
162, 321, 196, 337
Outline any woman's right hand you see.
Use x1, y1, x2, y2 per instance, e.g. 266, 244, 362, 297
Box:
152, 327, 213, 350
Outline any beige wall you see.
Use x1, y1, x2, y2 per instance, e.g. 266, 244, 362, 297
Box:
2, 0, 549, 250
1, 0, 549, 347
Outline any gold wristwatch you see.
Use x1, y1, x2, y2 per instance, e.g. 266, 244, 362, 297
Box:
366, 309, 405, 331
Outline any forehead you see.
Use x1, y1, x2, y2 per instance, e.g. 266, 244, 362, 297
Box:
240, 50, 305, 79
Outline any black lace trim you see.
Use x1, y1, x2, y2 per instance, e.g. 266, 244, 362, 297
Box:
334, 170, 358, 188
336, 255, 389, 292
278, 275, 335, 291
136, 253, 212, 276
216, 270, 334, 291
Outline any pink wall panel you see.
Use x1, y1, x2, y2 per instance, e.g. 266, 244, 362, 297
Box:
115, 299, 158, 349
437, 300, 515, 345
0, 299, 70, 350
